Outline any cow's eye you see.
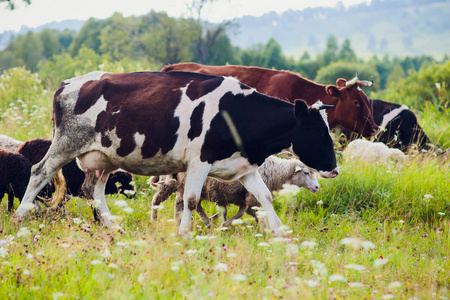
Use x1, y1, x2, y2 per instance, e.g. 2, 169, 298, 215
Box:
353, 100, 360, 107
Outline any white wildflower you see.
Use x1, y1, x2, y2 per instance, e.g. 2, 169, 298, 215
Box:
329, 274, 347, 282
209, 235, 216, 240
23, 269, 30, 276
91, 260, 102, 265
286, 244, 299, 257
170, 265, 180, 272
52, 292, 64, 300
232, 274, 247, 282
101, 248, 111, 258
278, 184, 301, 197
0, 247, 8, 258
361, 241, 376, 250
166, 219, 176, 223
122, 207, 134, 213
195, 235, 209, 240
17, 227, 31, 237
348, 282, 365, 288
438, 212, 445, 216
26, 253, 34, 260
423, 194, 433, 201
174, 242, 182, 247
60, 243, 70, 248
255, 210, 269, 218
138, 273, 146, 284
374, 258, 389, 267
116, 241, 128, 248
388, 281, 402, 288
36, 251, 44, 256
340, 237, 362, 249
124, 190, 135, 196
87, 199, 101, 208
345, 264, 366, 271
231, 219, 244, 225
114, 200, 128, 207
300, 241, 317, 250
306, 279, 319, 287
226, 252, 237, 258
108, 263, 118, 269
72, 218, 82, 225
39, 224, 45, 229
398, 220, 405, 224
186, 249, 198, 255
217, 226, 228, 231
316, 200, 323, 205
214, 263, 228, 272
310, 260, 327, 277
257, 242, 270, 247
255, 233, 263, 237
382, 294, 394, 299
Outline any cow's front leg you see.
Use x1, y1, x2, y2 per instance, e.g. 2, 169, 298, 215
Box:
239, 170, 284, 235
178, 164, 211, 237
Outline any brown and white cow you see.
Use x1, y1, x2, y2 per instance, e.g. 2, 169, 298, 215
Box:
14, 71, 338, 236
161, 63, 378, 137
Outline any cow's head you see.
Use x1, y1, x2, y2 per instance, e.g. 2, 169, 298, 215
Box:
325, 72, 378, 137
291, 100, 339, 179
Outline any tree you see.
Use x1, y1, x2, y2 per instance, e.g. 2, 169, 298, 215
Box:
1, 0, 30, 10
321, 35, 339, 66
189, 0, 235, 64
339, 39, 356, 62
262, 38, 287, 69
386, 64, 405, 88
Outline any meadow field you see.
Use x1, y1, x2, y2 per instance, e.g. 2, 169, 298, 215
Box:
0, 67, 449, 299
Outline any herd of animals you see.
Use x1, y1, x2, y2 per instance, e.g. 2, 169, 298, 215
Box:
0, 63, 443, 236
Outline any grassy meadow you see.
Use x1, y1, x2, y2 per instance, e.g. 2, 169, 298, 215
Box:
0, 67, 449, 299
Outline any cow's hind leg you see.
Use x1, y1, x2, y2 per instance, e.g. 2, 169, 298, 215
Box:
178, 164, 211, 237
90, 173, 115, 229
239, 171, 284, 235
14, 144, 75, 220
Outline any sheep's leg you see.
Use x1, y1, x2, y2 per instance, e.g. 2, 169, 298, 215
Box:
195, 200, 212, 227
239, 170, 283, 235
178, 164, 211, 237
151, 180, 177, 223
174, 190, 184, 224
222, 204, 247, 227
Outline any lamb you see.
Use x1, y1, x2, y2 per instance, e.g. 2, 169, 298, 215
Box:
343, 139, 407, 164
0, 134, 22, 152
16, 138, 135, 198
0, 148, 32, 211
149, 156, 320, 226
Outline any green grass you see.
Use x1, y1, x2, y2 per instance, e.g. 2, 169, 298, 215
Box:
0, 67, 449, 299
1, 157, 449, 299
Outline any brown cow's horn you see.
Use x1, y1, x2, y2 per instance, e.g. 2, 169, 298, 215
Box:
345, 71, 359, 88
360, 76, 374, 87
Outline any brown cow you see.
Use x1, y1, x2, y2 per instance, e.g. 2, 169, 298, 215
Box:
161, 63, 378, 137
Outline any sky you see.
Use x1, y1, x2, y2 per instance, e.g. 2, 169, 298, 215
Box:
0, 0, 371, 33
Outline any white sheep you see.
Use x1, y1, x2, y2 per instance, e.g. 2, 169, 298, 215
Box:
149, 156, 320, 226
343, 139, 406, 164
0, 134, 22, 152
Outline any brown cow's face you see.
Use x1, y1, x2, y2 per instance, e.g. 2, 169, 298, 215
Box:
326, 79, 378, 137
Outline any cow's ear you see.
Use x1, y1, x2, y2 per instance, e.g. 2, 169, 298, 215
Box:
294, 100, 308, 119
326, 85, 340, 97
336, 79, 347, 87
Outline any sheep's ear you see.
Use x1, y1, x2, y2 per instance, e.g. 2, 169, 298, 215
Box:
295, 166, 303, 172
294, 100, 308, 120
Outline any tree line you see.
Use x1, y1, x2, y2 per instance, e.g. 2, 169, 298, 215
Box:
0, 10, 448, 98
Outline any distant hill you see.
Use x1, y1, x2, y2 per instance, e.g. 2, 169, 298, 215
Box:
1, 0, 448, 58
0, 19, 84, 50
228, 0, 450, 58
